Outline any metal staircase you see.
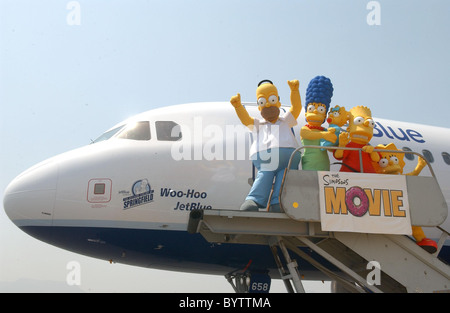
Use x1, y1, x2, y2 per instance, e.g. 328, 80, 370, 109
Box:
187, 147, 450, 293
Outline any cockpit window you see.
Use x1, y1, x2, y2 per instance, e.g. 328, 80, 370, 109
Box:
156, 121, 182, 141
116, 121, 151, 141
92, 125, 125, 144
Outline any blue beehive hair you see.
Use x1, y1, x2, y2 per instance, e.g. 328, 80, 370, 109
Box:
305, 76, 334, 112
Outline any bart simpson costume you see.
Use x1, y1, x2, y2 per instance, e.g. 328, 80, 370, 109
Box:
374, 143, 438, 253
230, 80, 302, 212
334, 106, 380, 173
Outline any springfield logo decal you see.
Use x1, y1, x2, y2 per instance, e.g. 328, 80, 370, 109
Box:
123, 179, 154, 209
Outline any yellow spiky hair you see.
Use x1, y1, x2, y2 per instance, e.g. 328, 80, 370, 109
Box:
350, 106, 372, 118
374, 143, 406, 174
376, 143, 398, 151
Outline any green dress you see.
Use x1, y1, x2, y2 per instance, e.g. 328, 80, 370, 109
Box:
301, 137, 330, 171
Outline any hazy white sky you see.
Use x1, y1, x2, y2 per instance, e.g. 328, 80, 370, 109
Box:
1, 0, 449, 292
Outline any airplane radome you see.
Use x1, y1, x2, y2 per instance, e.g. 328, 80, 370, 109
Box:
3, 102, 449, 293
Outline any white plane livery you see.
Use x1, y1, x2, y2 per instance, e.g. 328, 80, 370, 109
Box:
3, 102, 450, 290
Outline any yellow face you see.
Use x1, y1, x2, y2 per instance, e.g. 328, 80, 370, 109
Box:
374, 143, 406, 174
347, 106, 375, 145
256, 83, 281, 122
327, 105, 349, 127
256, 83, 281, 110
306, 103, 327, 127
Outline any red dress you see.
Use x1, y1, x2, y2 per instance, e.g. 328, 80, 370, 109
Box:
334, 141, 378, 173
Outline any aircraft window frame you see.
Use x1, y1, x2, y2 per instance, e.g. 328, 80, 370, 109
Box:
442, 152, 450, 165
92, 125, 125, 144
155, 121, 182, 141
116, 121, 151, 141
94, 183, 106, 195
422, 149, 434, 164
402, 147, 415, 161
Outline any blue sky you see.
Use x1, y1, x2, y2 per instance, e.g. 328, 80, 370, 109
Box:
1, 0, 449, 292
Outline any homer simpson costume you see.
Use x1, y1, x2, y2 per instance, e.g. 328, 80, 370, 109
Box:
373, 143, 438, 253
230, 80, 302, 212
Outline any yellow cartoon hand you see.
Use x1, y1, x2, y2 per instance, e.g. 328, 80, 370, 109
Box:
363, 146, 380, 162
339, 132, 350, 147
324, 130, 337, 144
362, 145, 374, 154
287, 79, 299, 91
371, 152, 381, 162
230, 93, 242, 108
418, 156, 427, 168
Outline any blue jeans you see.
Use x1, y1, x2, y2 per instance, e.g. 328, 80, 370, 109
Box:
246, 148, 301, 207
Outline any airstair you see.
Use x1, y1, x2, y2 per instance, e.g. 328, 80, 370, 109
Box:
187, 147, 450, 293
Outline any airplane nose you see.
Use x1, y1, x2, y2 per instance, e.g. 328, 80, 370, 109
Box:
3, 160, 58, 227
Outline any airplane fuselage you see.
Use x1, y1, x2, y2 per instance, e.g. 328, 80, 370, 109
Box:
3, 102, 450, 280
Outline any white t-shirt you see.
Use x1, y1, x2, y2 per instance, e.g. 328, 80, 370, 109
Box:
250, 110, 299, 157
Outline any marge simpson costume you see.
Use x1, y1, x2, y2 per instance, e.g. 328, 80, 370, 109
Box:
300, 76, 336, 171
230, 80, 302, 212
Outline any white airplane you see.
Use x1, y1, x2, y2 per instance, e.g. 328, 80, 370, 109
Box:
3, 102, 449, 292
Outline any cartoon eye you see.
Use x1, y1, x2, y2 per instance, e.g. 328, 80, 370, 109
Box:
317, 106, 326, 114
268, 95, 278, 104
307, 104, 315, 113
333, 111, 340, 117
257, 97, 267, 107
390, 156, 399, 165
366, 119, 375, 128
379, 158, 389, 168
353, 116, 364, 125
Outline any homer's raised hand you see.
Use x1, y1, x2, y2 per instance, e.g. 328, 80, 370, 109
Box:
288, 79, 301, 119
230, 93, 242, 108
287, 79, 299, 91
231, 93, 253, 127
